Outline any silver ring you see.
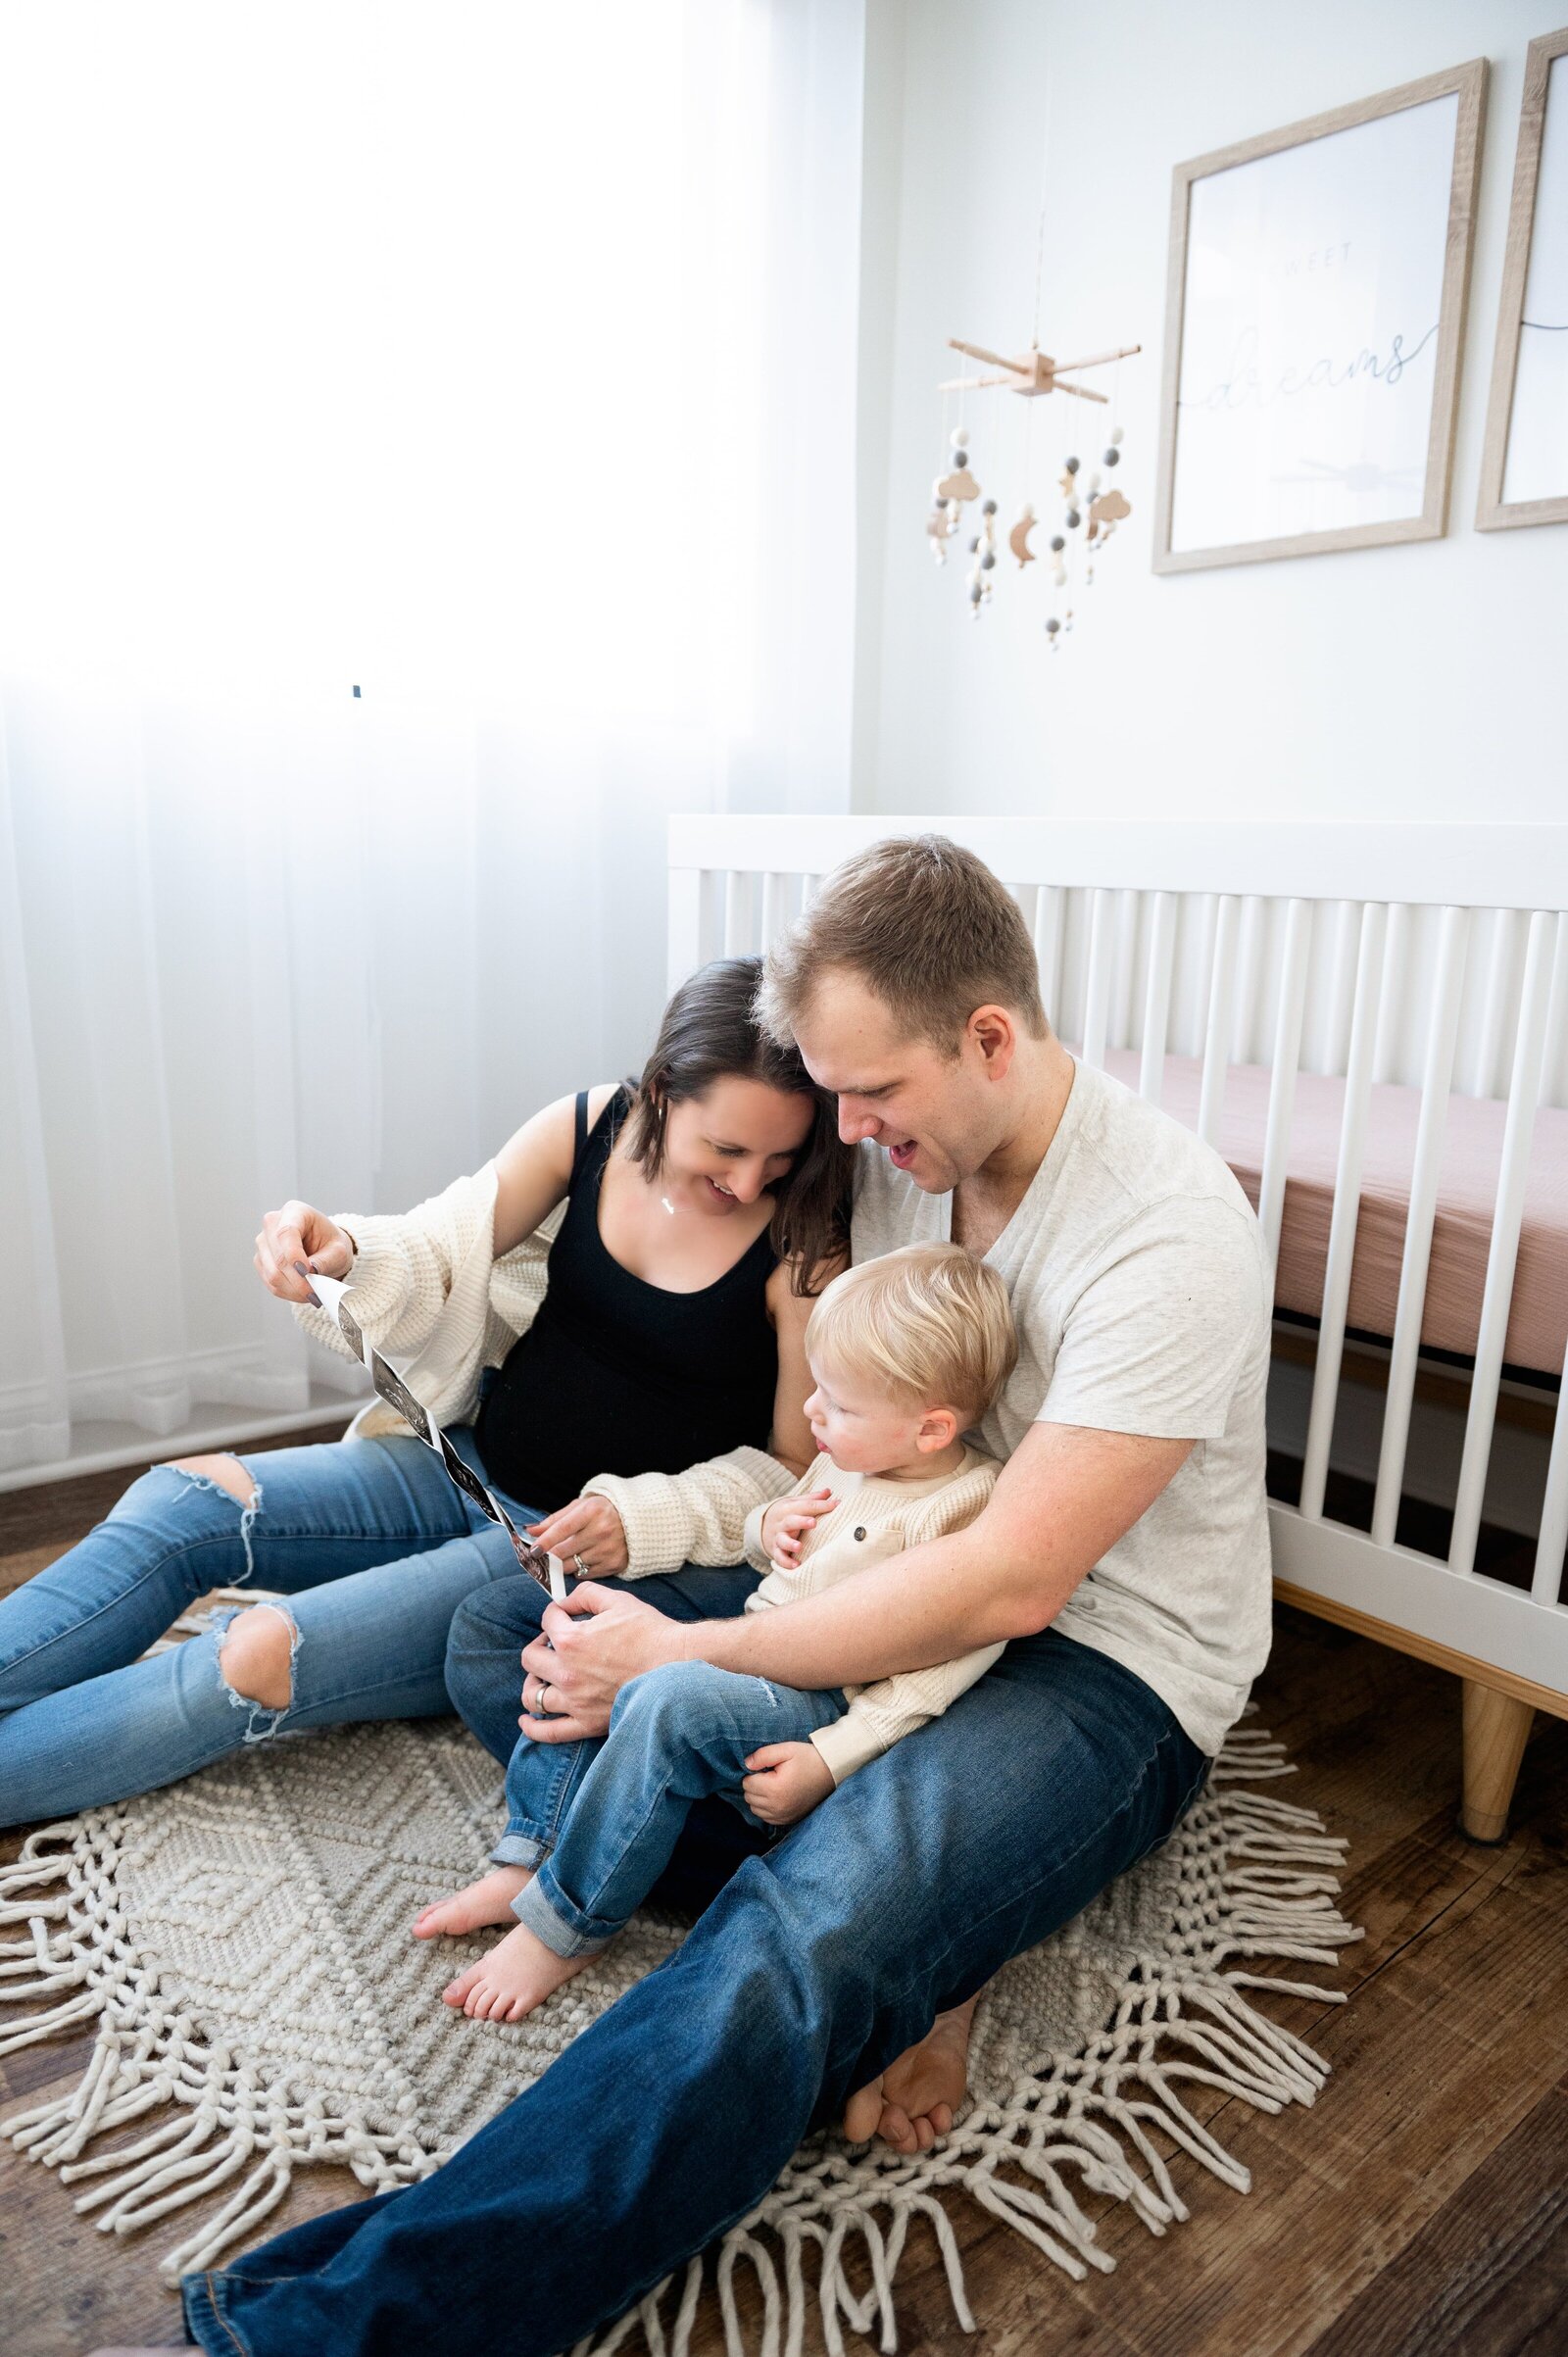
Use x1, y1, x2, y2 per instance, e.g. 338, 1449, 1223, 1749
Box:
572, 1553, 589, 1578
535, 1678, 551, 1716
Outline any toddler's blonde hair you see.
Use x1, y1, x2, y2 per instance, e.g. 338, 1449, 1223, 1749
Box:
806, 1242, 1017, 1421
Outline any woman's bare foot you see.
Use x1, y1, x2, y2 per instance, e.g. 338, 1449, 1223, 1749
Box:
413, 1864, 533, 1940
442, 1921, 599, 2022
842, 1989, 980, 2154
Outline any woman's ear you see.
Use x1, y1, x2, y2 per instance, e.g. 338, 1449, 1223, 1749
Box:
916, 1406, 959, 1453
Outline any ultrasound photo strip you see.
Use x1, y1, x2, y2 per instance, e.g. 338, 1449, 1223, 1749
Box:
294, 1263, 565, 1600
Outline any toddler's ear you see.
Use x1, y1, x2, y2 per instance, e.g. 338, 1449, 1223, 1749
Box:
916, 1406, 960, 1452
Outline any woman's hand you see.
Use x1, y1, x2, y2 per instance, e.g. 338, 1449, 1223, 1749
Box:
255, 1201, 356, 1303
525, 1496, 629, 1578
742, 1740, 834, 1827
760, 1489, 837, 1567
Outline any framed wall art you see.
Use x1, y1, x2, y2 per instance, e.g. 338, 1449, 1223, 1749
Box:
1153, 61, 1487, 573
1478, 26, 1568, 531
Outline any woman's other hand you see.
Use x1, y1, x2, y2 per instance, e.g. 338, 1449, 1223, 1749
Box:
255, 1200, 356, 1302
525, 1495, 629, 1578
760, 1488, 836, 1566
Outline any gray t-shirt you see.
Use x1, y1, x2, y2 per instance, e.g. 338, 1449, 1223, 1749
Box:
852, 1056, 1273, 1755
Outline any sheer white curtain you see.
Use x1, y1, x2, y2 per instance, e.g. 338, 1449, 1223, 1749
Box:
0, 0, 865, 1481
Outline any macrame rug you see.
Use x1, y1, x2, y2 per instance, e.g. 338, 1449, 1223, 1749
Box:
1, 1658, 1360, 2357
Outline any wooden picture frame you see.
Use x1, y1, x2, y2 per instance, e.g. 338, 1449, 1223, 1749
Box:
1153, 61, 1488, 573
1477, 27, 1568, 531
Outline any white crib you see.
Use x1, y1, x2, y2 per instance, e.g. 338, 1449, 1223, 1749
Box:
667, 816, 1568, 1841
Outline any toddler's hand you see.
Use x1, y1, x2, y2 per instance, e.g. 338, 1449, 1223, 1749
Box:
760, 1488, 837, 1567
742, 1740, 835, 1827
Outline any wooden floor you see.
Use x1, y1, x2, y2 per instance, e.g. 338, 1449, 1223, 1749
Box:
2, 1441, 1566, 2357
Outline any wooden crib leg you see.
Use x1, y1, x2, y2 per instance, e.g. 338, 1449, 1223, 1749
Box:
1460, 1680, 1536, 1843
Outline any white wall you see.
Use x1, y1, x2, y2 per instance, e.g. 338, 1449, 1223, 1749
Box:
853, 0, 1567, 826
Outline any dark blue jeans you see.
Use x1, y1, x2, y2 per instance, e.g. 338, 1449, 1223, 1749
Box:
181, 1567, 1208, 2356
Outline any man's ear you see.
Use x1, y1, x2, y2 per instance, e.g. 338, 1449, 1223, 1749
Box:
917, 1406, 960, 1453
966, 1004, 1018, 1080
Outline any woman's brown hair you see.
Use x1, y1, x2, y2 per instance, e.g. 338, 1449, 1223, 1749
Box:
621, 957, 850, 1295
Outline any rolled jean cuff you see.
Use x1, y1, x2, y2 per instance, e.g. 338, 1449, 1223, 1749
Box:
490, 1831, 549, 1870
513, 1867, 611, 1960
183, 2266, 251, 2354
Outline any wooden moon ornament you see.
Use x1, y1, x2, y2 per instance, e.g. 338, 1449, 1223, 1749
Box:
1008, 506, 1038, 567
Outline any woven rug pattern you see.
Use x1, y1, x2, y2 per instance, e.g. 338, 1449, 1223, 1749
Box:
1, 1708, 1359, 2354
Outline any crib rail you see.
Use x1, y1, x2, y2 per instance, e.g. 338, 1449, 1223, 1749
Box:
667, 815, 1568, 1701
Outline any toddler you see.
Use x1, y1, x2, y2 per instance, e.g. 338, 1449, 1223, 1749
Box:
420, 1241, 1017, 2024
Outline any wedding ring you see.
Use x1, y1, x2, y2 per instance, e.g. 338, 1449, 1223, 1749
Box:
536, 1679, 552, 1715
572, 1552, 589, 1577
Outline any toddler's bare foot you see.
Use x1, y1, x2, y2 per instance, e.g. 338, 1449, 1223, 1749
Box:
442, 1921, 598, 2023
413, 1864, 533, 1940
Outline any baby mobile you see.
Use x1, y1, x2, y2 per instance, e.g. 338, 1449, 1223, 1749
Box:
926, 319, 1140, 652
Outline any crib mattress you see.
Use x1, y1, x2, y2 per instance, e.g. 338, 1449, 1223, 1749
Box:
1100, 1050, 1568, 1378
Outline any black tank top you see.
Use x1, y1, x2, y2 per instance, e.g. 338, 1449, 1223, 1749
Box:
474, 1089, 780, 1514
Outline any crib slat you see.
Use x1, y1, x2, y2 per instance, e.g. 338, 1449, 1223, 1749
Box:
1198, 895, 1240, 1148
1299, 903, 1389, 1521
1034, 884, 1065, 1031
721, 870, 755, 957
1232, 896, 1265, 1065
1449, 910, 1559, 1576
1139, 893, 1178, 1104
1081, 889, 1114, 1069
1111, 890, 1139, 1054
1324, 898, 1360, 1076
1256, 900, 1313, 1281
760, 871, 788, 951
1371, 906, 1471, 1548
1468, 908, 1516, 1100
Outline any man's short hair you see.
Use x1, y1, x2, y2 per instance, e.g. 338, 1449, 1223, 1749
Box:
806, 1242, 1017, 1422
756, 833, 1049, 1055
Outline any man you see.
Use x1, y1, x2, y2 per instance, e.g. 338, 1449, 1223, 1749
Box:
172, 836, 1272, 2357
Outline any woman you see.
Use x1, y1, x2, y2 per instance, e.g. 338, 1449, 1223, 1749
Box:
0, 959, 849, 1828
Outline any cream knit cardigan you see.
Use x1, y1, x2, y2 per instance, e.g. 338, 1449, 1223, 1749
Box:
740, 1446, 1002, 1785
291, 1162, 794, 1576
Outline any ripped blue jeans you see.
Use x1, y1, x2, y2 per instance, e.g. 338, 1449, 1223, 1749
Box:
495, 1650, 847, 1958
0, 1431, 538, 1828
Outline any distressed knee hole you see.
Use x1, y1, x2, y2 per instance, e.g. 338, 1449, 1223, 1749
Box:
219, 1603, 297, 1714
171, 1453, 258, 1508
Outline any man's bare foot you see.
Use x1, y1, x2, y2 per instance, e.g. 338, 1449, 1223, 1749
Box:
842, 1989, 980, 2154
442, 1920, 598, 2022
413, 1864, 533, 1940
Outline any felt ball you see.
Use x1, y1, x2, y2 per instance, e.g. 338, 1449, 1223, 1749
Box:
1050, 534, 1065, 552
968, 535, 980, 553
1066, 508, 1081, 529
1110, 424, 1124, 446
952, 426, 969, 449
1103, 447, 1120, 466
1064, 455, 1080, 474
1045, 616, 1060, 634
953, 448, 969, 467
969, 581, 983, 604
982, 498, 998, 516
981, 550, 996, 569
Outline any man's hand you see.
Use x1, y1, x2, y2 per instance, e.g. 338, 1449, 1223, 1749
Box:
760, 1488, 837, 1567
742, 1740, 834, 1827
518, 1584, 694, 1742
